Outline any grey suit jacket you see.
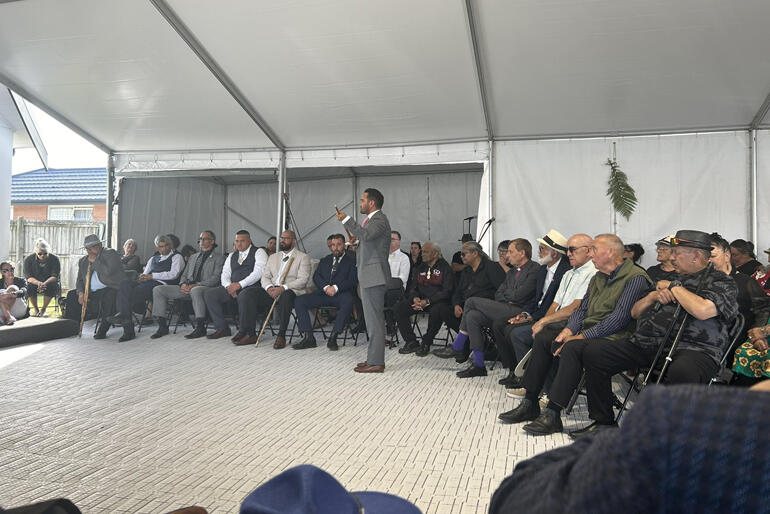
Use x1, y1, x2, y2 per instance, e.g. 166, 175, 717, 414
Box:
179, 250, 226, 288
344, 210, 391, 288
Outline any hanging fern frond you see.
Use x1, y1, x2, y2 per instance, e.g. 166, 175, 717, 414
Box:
605, 158, 637, 221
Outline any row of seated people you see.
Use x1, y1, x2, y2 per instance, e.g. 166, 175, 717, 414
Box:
413, 228, 768, 438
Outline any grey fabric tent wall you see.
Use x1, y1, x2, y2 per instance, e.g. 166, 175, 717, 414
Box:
118, 169, 482, 262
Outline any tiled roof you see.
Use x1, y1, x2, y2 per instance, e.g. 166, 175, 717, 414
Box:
11, 168, 106, 204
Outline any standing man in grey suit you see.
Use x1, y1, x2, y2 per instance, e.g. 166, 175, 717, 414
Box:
336, 188, 391, 373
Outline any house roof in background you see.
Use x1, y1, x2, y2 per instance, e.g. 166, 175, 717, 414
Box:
11, 168, 106, 204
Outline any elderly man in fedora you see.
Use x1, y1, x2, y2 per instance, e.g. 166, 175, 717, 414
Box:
67, 235, 125, 339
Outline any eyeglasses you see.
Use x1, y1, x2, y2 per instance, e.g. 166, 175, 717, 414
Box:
1, 268, 13, 273
198, 238, 213, 242
567, 245, 589, 254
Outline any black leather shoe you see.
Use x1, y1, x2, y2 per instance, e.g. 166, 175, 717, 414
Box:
568, 421, 618, 439
522, 408, 563, 435
432, 346, 458, 359
500, 375, 523, 388
108, 312, 129, 325
498, 370, 516, 384
118, 325, 135, 343
498, 399, 540, 424
327, 332, 339, 351
185, 320, 207, 339
415, 343, 431, 357
94, 321, 110, 340
150, 324, 169, 339
292, 333, 317, 350
456, 364, 487, 378
398, 340, 420, 354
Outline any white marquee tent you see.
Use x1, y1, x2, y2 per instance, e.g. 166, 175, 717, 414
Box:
2, 0, 770, 264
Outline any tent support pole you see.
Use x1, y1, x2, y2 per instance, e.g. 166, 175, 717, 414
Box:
464, 0, 493, 139
488, 139, 494, 250
750, 129, 758, 243
276, 151, 287, 239
106, 154, 114, 247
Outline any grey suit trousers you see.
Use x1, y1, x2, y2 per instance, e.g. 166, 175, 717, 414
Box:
362, 284, 387, 366
460, 297, 523, 351
152, 284, 211, 319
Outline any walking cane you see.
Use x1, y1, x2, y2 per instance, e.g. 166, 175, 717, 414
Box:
78, 262, 92, 337
255, 256, 295, 347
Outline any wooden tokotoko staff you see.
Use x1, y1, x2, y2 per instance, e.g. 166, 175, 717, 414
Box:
78, 262, 92, 337
255, 256, 295, 347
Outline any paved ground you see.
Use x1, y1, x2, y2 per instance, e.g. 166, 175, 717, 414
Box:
0, 321, 598, 513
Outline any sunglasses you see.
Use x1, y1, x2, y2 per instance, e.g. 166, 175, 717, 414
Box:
567, 245, 589, 254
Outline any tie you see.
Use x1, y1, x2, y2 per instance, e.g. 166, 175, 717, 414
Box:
515, 268, 521, 279
331, 257, 338, 275
362, 217, 369, 227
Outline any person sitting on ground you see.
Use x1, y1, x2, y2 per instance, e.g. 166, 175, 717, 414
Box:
385, 230, 411, 337
110, 234, 184, 342
730, 238, 763, 276
498, 233, 651, 435
254, 230, 311, 348
0, 261, 28, 325
150, 231, 226, 340
23, 238, 61, 316
623, 243, 645, 268
496, 239, 512, 274
121, 238, 142, 274
493, 230, 574, 387
203, 230, 268, 343
393, 242, 454, 357
264, 236, 277, 256
292, 234, 358, 351
709, 233, 770, 346
488, 383, 770, 514
434, 238, 540, 378
566, 230, 738, 439
421, 240, 507, 357
72, 235, 125, 339
646, 235, 677, 284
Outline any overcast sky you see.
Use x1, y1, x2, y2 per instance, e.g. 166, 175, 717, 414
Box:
12, 103, 107, 174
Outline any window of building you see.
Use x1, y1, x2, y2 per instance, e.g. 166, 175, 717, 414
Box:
48, 206, 93, 221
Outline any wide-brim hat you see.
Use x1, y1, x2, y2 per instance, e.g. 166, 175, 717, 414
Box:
671, 230, 712, 251
240, 465, 421, 514
537, 229, 567, 254
82, 234, 104, 249
656, 235, 675, 247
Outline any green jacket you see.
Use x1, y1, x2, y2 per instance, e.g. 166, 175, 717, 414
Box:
583, 259, 651, 341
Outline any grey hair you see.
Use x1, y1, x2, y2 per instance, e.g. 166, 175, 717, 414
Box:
123, 238, 136, 248
424, 241, 442, 258
463, 241, 489, 260
34, 238, 50, 252
154, 234, 171, 246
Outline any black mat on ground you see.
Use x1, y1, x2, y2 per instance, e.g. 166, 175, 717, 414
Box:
0, 317, 79, 348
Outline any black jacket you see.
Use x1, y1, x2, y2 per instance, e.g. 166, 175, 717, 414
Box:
452, 258, 506, 307
530, 256, 572, 320
408, 258, 454, 304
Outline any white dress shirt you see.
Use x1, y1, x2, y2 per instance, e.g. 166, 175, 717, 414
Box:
221, 246, 268, 288
143, 252, 185, 285
341, 209, 380, 226
389, 249, 410, 289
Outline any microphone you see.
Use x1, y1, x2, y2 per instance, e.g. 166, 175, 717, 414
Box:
464, 216, 477, 221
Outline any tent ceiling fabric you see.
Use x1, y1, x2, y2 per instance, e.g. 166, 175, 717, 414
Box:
476, 0, 770, 138
0, 0, 273, 152
2, 1, 770, 153
165, 0, 487, 148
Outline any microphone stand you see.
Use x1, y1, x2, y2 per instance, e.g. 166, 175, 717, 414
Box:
282, 193, 307, 253
477, 218, 495, 244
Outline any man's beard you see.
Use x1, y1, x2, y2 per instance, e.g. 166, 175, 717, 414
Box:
279, 242, 292, 252
538, 254, 553, 265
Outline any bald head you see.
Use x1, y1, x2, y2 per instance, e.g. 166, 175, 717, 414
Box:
566, 233, 593, 268
591, 233, 625, 273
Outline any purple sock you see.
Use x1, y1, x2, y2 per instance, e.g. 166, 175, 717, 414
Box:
452, 332, 469, 351
472, 350, 485, 368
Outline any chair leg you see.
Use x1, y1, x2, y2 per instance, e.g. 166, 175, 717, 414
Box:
565, 372, 586, 415
615, 373, 642, 424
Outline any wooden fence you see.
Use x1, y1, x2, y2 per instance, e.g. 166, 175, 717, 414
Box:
8, 218, 106, 291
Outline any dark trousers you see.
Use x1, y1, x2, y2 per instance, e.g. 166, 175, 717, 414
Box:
494, 320, 531, 369
393, 298, 450, 343
253, 288, 296, 337
64, 287, 117, 322
294, 291, 354, 334
583, 339, 719, 424
204, 285, 257, 334
384, 287, 404, 332
116, 279, 160, 315
26, 281, 61, 298
522, 326, 597, 408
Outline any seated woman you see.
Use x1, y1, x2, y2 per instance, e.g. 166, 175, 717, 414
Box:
733, 326, 770, 386
0, 261, 28, 325
121, 238, 142, 273
23, 238, 61, 316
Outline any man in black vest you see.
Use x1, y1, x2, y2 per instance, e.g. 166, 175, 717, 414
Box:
203, 230, 268, 340
110, 234, 184, 342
